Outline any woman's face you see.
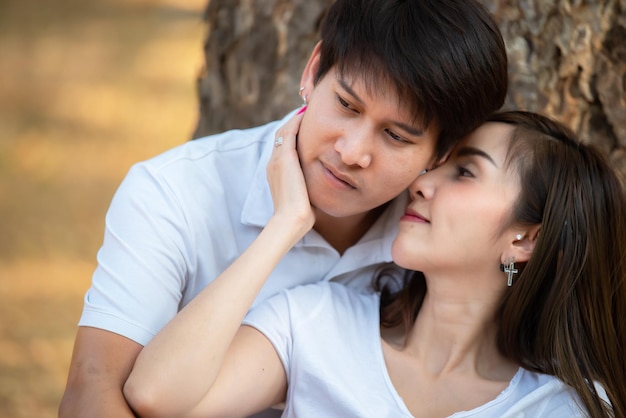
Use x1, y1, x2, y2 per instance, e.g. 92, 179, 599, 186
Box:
391, 122, 520, 275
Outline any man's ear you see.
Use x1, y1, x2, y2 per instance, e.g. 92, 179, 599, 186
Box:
299, 41, 322, 96
506, 224, 541, 264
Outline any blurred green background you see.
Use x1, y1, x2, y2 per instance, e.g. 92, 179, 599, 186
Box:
0, 0, 205, 415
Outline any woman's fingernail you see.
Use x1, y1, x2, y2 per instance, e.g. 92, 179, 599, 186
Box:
297, 105, 307, 115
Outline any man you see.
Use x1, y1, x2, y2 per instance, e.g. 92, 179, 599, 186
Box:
59, 0, 508, 416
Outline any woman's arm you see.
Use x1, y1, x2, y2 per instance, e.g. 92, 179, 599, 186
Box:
123, 111, 312, 417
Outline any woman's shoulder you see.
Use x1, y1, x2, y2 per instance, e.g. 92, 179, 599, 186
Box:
493, 369, 591, 416
265, 282, 380, 333
284, 281, 378, 310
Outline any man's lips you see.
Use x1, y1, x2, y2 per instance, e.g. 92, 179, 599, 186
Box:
321, 162, 357, 189
401, 208, 429, 223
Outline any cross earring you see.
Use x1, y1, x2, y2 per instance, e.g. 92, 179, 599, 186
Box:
501, 257, 518, 287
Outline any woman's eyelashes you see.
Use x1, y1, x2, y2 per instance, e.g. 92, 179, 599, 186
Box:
456, 164, 475, 178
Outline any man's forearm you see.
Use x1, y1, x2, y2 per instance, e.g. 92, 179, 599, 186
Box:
60, 327, 144, 418
59, 385, 137, 418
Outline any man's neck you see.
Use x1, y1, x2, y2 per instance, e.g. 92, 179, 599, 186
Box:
312, 204, 388, 255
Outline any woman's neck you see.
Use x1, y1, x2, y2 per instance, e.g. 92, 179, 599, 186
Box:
396, 272, 515, 380
380, 271, 519, 418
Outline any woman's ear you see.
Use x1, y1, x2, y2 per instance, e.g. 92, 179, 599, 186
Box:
507, 224, 541, 263
299, 41, 322, 96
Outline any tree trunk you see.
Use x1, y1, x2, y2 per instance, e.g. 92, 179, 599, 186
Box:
193, 0, 333, 136
194, 0, 626, 179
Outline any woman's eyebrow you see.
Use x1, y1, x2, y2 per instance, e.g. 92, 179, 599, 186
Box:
456, 146, 497, 167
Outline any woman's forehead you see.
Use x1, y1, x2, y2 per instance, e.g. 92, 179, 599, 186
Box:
462, 122, 514, 156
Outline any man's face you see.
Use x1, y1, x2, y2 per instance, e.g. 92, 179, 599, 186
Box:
297, 68, 439, 219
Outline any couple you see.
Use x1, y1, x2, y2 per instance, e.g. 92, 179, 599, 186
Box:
60, 0, 625, 417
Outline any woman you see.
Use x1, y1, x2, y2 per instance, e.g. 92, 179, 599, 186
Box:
123, 111, 625, 417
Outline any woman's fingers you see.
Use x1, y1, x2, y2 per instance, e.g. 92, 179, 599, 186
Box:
272, 107, 306, 151
267, 108, 314, 228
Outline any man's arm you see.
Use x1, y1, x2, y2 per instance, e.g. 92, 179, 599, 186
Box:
59, 327, 143, 418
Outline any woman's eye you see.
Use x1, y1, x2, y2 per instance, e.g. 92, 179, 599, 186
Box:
456, 165, 474, 178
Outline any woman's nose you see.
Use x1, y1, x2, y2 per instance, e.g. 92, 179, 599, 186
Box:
409, 169, 434, 200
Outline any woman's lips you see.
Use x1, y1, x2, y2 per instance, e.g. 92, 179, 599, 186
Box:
401, 208, 429, 223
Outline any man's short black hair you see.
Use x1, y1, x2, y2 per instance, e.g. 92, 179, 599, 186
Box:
317, 0, 508, 159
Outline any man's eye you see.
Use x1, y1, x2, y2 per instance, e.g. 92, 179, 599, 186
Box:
337, 95, 351, 108
384, 129, 408, 143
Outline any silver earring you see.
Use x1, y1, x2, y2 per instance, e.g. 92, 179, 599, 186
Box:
500, 257, 518, 287
299, 86, 307, 105
516, 234, 522, 240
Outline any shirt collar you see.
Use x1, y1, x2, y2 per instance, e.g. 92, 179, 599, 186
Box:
240, 112, 295, 228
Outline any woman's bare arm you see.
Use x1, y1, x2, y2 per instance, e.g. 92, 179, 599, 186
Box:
123, 111, 310, 417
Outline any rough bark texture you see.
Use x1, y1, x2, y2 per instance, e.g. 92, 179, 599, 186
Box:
486, 0, 626, 178
194, 0, 626, 180
193, 0, 333, 136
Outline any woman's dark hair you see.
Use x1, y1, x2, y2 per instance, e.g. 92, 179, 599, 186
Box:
376, 111, 626, 417
316, 0, 508, 160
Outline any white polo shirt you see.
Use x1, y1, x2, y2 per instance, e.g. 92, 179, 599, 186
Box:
79, 111, 407, 345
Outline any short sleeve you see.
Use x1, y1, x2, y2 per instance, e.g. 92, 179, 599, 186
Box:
79, 162, 192, 345
242, 283, 331, 380
242, 288, 294, 377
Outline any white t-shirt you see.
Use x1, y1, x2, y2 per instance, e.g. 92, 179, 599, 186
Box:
79, 111, 406, 345
243, 282, 590, 418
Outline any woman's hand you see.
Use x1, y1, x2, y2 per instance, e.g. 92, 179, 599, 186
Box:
266, 108, 315, 236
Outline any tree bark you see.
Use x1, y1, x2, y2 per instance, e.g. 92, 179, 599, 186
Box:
487, 0, 626, 177
194, 0, 626, 180
193, 0, 333, 137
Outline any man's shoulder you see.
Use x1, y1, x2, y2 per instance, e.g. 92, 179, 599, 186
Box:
121, 117, 289, 196
148, 118, 284, 169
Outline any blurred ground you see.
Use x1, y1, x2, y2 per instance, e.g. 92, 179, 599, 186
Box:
0, 0, 205, 415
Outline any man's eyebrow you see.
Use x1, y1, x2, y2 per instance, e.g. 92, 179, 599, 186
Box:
456, 146, 497, 167
392, 121, 424, 137
337, 77, 364, 104
337, 77, 424, 137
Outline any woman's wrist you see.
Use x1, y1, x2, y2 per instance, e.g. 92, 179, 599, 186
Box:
265, 214, 313, 250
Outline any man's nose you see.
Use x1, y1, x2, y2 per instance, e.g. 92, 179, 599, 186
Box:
335, 130, 373, 168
